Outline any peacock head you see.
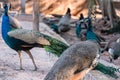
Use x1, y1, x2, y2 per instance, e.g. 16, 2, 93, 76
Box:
3, 4, 8, 15
85, 17, 93, 31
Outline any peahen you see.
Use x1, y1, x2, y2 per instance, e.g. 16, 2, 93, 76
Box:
45, 41, 100, 80
1, 4, 68, 70
103, 35, 120, 62
50, 8, 71, 33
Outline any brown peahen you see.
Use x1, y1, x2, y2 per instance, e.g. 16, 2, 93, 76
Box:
44, 41, 100, 80
49, 8, 71, 33
103, 35, 120, 62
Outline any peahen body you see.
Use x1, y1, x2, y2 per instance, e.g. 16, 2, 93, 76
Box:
45, 41, 100, 80
103, 35, 120, 62
50, 8, 71, 33
1, 4, 68, 70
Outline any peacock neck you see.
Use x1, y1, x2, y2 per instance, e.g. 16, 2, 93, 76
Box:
1, 14, 11, 39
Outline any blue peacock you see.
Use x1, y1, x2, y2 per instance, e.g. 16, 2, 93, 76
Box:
86, 18, 100, 43
1, 4, 68, 70
75, 14, 87, 38
49, 8, 71, 33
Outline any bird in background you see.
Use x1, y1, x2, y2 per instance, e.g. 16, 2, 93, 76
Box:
86, 17, 100, 43
1, 4, 68, 70
50, 8, 71, 33
85, 17, 105, 44
103, 35, 120, 62
75, 13, 87, 38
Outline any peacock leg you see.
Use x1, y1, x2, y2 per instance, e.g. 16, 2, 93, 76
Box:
24, 50, 38, 71
17, 51, 24, 70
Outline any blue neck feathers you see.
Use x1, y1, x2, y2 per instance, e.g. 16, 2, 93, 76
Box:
1, 13, 11, 40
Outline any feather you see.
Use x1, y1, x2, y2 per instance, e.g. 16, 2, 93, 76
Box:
9, 15, 22, 29
94, 62, 119, 79
43, 34, 69, 56
8, 29, 50, 45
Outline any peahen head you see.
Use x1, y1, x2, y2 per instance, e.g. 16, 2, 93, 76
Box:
66, 8, 71, 16
3, 3, 8, 15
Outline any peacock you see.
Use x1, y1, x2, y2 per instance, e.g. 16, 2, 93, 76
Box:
1, 4, 68, 70
75, 14, 87, 38
86, 19, 100, 43
49, 8, 71, 33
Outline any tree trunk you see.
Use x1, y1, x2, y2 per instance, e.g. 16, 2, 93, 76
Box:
99, 0, 117, 28
20, 0, 26, 13
33, 0, 40, 32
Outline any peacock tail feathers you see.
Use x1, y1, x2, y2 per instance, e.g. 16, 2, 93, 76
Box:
95, 62, 119, 79
43, 34, 69, 57
50, 23, 59, 33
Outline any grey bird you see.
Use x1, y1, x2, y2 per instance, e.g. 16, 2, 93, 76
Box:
50, 8, 71, 33
104, 35, 120, 62
44, 41, 100, 80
